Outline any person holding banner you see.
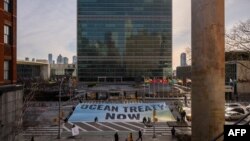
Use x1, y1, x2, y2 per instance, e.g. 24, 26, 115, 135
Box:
71, 124, 79, 137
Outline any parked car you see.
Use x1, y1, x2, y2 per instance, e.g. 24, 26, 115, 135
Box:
225, 111, 245, 121
226, 107, 246, 114
246, 104, 250, 112
225, 103, 243, 108
225, 103, 245, 111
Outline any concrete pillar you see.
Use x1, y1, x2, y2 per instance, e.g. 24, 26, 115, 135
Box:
192, 0, 225, 141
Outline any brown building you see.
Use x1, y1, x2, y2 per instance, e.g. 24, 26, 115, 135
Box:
0, 1, 23, 141
0, 0, 17, 85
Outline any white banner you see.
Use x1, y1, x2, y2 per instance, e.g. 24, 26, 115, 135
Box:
68, 102, 175, 122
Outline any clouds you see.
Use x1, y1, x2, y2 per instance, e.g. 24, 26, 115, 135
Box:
172, 0, 191, 68
172, 0, 250, 69
17, 0, 76, 62
225, 0, 250, 30
17, 0, 250, 69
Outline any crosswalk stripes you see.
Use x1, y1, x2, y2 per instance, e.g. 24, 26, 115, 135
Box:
143, 126, 172, 136
81, 122, 103, 131
22, 126, 59, 136
62, 123, 71, 132
68, 122, 87, 131
96, 122, 119, 131
121, 122, 144, 130
22, 122, 191, 136
109, 122, 135, 131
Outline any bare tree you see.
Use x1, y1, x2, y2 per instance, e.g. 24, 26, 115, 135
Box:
226, 19, 250, 70
226, 19, 250, 53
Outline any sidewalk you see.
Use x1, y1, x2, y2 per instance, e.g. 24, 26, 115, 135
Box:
21, 134, 178, 141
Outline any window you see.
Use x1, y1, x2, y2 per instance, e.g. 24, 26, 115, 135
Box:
4, 0, 11, 12
4, 25, 10, 44
4, 61, 10, 80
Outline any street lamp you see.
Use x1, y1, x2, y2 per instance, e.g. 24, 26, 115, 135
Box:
58, 77, 65, 139
152, 109, 157, 139
152, 122, 156, 139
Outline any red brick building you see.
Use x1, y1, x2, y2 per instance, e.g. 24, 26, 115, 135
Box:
0, 0, 17, 85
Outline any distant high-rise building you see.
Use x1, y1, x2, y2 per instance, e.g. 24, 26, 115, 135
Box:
63, 57, 69, 64
53, 60, 55, 64
48, 53, 53, 64
73, 56, 77, 64
57, 54, 63, 64
181, 53, 187, 66
77, 0, 172, 81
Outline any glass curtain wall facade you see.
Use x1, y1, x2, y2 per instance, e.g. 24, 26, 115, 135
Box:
77, 0, 172, 81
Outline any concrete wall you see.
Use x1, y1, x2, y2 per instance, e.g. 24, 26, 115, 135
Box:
0, 85, 23, 141
237, 61, 250, 96
40, 65, 50, 80
17, 62, 50, 81
50, 64, 77, 77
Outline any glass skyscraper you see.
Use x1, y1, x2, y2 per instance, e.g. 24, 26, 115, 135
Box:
77, 0, 172, 81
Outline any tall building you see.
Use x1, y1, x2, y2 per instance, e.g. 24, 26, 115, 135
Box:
180, 53, 187, 66
1, 1, 23, 141
63, 57, 69, 64
48, 53, 53, 64
77, 0, 172, 81
0, 0, 17, 85
73, 55, 77, 64
57, 54, 63, 64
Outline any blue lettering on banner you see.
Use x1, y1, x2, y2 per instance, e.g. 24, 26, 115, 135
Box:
68, 102, 175, 122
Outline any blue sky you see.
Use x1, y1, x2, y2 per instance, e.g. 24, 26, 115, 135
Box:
17, 0, 250, 69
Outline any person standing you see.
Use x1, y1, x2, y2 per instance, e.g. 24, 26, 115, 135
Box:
128, 132, 133, 141
136, 130, 142, 141
30, 136, 34, 141
142, 117, 146, 123
114, 132, 119, 141
71, 124, 79, 137
94, 116, 98, 122
171, 126, 176, 137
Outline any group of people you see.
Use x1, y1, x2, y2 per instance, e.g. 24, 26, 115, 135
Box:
142, 117, 151, 124
114, 130, 143, 141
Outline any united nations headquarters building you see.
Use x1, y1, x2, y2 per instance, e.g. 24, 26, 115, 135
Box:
77, 0, 172, 82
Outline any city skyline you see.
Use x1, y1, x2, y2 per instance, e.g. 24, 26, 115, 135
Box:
17, 0, 250, 69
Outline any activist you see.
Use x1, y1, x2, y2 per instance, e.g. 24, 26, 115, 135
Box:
30, 136, 34, 141
136, 130, 142, 141
147, 117, 151, 123
171, 126, 176, 137
128, 132, 133, 141
181, 110, 186, 122
176, 116, 180, 122
94, 116, 98, 122
114, 132, 119, 141
71, 124, 79, 137
142, 117, 146, 123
